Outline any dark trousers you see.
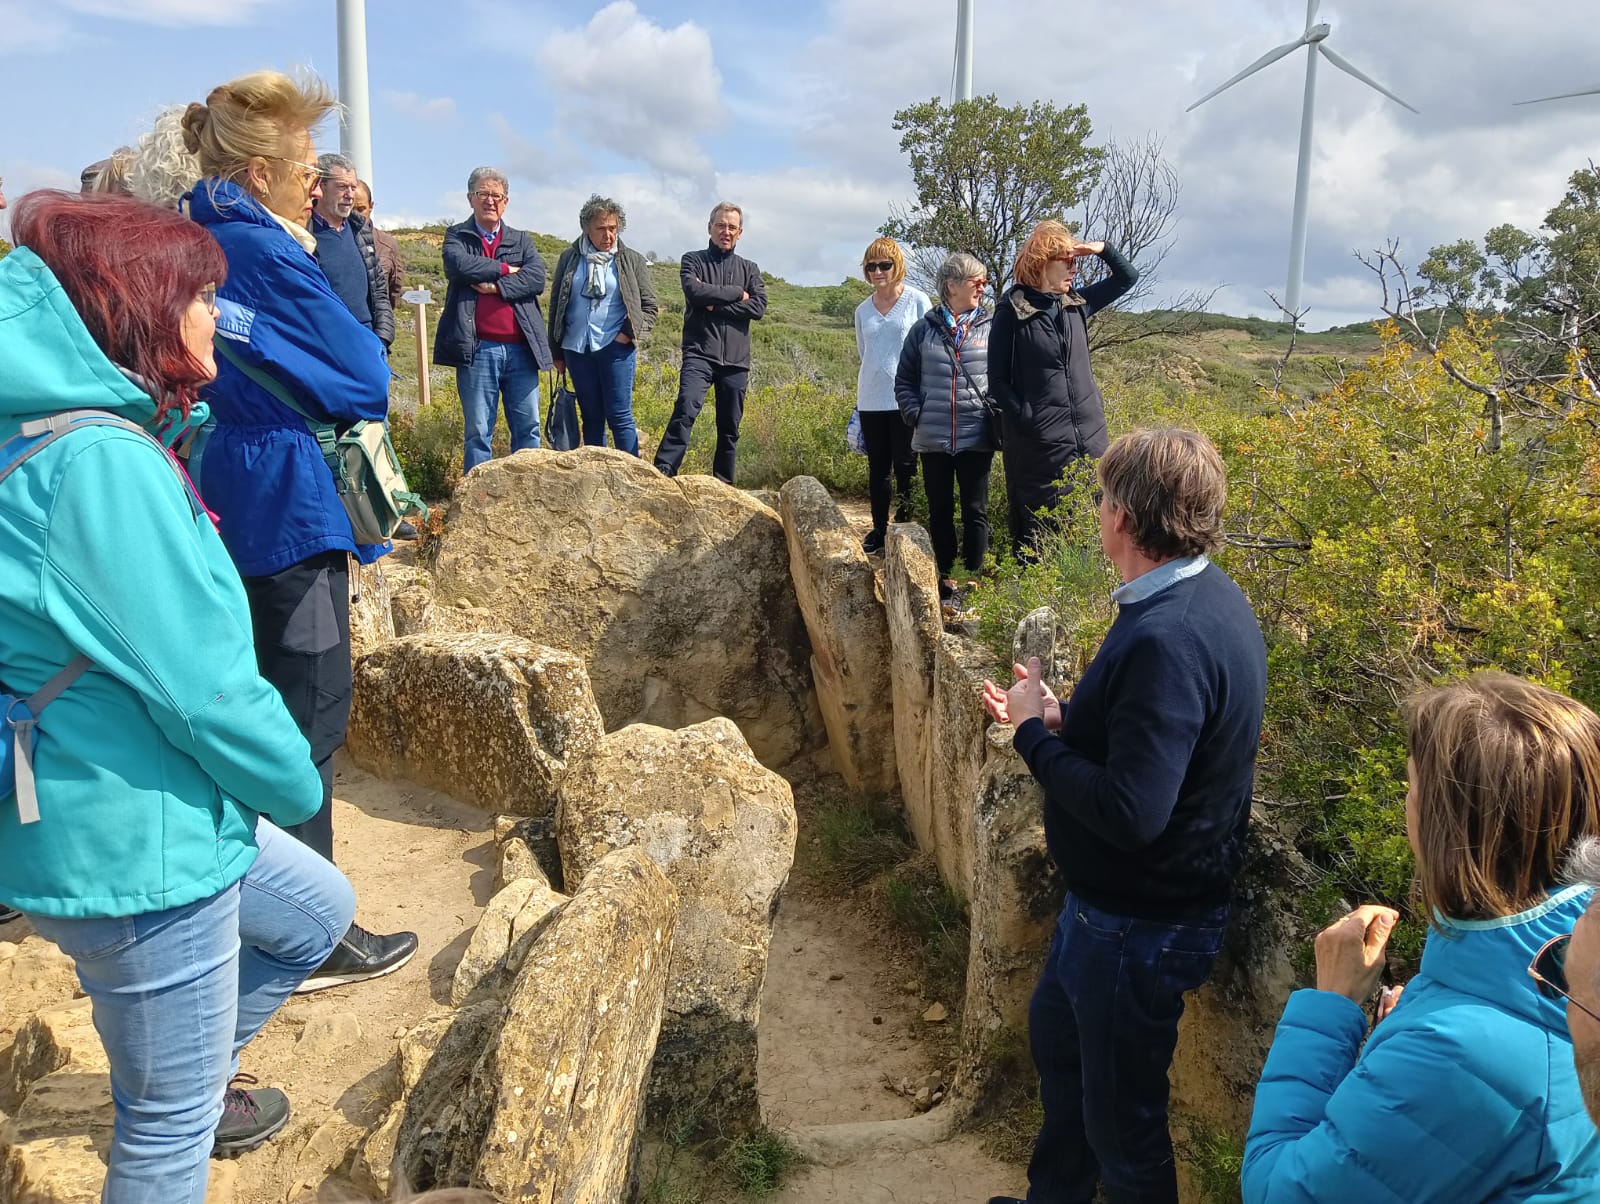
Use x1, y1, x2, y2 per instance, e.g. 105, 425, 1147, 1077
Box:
920, 449, 992, 580
858, 409, 917, 535
241, 550, 352, 864
653, 354, 748, 484
1027, 893, 1227, 1204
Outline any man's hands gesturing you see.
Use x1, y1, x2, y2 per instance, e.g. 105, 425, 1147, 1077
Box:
982, 657, 1062, 730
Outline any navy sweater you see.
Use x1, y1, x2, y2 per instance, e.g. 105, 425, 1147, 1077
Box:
1013, 563, 1267, 920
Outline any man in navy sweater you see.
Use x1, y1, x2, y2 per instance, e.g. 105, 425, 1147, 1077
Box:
983, 428, 1267, 1204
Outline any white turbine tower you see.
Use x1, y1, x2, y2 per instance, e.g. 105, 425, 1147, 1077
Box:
953, 0, 974, 102
1188, 0, 1416, 321
336, 0, 374, 186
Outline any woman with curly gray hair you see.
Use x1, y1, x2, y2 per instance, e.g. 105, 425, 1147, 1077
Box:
546, 194, 658, 454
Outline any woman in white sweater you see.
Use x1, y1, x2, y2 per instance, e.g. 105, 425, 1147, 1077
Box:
853, 237, 931, 554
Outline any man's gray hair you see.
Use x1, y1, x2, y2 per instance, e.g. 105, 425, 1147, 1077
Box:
579, 194, 626, 232
316, 152, 356, 180
709, 201, 743, 227
936, 251, 987, 305
467, 166, 508, 195
1566, 837, 1600, 888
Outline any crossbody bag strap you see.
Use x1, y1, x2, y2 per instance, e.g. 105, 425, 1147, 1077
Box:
212, 336, 340, 463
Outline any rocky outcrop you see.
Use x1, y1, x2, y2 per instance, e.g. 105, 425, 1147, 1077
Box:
883, 526, 942, 850
430, 448, 822, 769
779, 477, 896, 795
430, 847, 678, 1200
345, 632, 603, 818
349, 558, 398, 659
449, 873, 567, 1006
558, 719, 796, 1135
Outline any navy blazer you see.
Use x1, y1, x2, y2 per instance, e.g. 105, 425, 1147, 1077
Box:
432, 218, 552, 370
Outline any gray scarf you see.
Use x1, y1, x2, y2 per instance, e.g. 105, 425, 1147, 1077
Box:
581, 237, 616, 299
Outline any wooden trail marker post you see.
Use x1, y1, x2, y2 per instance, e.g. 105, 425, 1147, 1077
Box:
404, 286, 432, 410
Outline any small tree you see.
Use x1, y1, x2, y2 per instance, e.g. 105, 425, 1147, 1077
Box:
882, 94, 1102, 294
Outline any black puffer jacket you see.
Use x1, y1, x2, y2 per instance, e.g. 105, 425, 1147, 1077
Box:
989, 245, 1138, 507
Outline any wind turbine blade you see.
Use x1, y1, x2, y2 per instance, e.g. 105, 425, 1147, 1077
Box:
1515, 84, 1600, 105
1186, 37, 1307, 112
1318, 45, 1418, 113
1306, 0, 1321, 27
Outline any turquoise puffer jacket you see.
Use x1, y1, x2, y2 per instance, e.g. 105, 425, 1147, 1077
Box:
0, 248, 324, 918
1244, 885, 1600, 1202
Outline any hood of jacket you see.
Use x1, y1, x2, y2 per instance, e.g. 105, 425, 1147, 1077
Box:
1006, 283, 1085, 321
1421, 883, 1591, 1030
0, 248, 158, 429
185, 177, 318, 253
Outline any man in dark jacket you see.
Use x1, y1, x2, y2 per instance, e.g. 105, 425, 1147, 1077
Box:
311, 154, 394, 348
982, 428, 1267, 1204
353, 180, 406, 313
432, 166, 552, 474
652, 201, 767, 484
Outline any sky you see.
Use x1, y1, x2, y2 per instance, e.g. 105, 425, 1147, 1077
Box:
3, 0, 1600, 330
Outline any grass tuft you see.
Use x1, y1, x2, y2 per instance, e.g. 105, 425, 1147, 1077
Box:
721, 1128, 803, 1196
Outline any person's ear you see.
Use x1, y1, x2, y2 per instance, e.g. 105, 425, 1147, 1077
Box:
244, 157, 271, 198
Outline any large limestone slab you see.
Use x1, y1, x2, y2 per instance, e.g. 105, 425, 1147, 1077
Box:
449, 874, 567, 1006
346, 632, 603, 818
559, 719, 797, 1135
883, 526, 942, 852
349, 557, 398, 659
778, 477, 896, 795
928, 633, 995, 902
431, 448, 822, 768
434, 846, 679, 1201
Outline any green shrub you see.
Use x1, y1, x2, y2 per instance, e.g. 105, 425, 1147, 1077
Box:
805, 793, 909, 888
721, 1129, 802, 1196
883, 863, 970, 1005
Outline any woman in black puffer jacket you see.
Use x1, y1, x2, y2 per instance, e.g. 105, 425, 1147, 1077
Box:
894, 251, 995, 602
989, 220, 1138, 560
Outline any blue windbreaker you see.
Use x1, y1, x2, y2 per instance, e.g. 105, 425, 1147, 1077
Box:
1244, 886, 1600, 1202
184, 179, 390, 577
0, 248, 323, 918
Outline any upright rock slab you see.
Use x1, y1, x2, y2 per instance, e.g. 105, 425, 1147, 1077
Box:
558, 719, 797, 1136
928, 633, 995, 902
346, 632, 603, 818
883, 526, 942, 850
778, 476, 897, 795
430, 448, 822, 769
432, 847, 679, 1202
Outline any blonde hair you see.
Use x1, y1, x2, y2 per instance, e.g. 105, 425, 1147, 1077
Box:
1013, 219, 1076, 290
181, 70, 337, 185
90, 148, 135, 197
860, 237, 906, 285
1098, 428, 1226, 559
1406, 673, 1600, 923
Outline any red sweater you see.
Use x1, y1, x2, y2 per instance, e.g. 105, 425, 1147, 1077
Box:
474, 228, 522, 344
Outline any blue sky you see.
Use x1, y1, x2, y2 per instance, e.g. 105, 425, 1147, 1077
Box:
5, 0, 1600, 329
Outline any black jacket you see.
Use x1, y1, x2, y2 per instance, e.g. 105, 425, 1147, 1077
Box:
432, 218, 553, 371
989, 245, 1138, 508
678, 243, 767, 369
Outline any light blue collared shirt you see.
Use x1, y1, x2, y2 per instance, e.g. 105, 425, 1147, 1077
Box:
562, 250, 625, 354
1111, 554, 1209, 605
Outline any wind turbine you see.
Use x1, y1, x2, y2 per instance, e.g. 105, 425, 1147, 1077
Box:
1517, 84, 1600, 106
336, 0, 374, 186
953, 0, 974, 102
1188, 0, 1416, 321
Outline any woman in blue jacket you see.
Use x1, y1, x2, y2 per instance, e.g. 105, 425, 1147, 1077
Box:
1244, 672, 1600, 1202
0, 191, 355, 1202
180, 71, 414, 986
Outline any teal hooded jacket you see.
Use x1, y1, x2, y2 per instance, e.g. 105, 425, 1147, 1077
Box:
0, 247, 324, 918
1244, 885, 1600, 1202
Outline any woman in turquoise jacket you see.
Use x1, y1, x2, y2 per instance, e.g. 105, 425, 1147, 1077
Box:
0, 191, 354, 1204
1244, 672, 1600, 1202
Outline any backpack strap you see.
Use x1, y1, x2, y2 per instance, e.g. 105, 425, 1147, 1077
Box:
7, 655, 93, 825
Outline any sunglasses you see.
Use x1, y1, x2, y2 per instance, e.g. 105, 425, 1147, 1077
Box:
968, 278, 989, 288
1530, 933, 1600, 1024
864, 260, 895, 273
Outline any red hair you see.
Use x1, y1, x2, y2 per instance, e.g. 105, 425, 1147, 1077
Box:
10, 190, 227, 420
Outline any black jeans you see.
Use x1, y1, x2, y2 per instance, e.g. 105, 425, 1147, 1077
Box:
1027, 893, 1227, 1204
858, 409, 917, 535
653, 354, 748, 484
920, 449, 992, 580
241, 550, 352, 864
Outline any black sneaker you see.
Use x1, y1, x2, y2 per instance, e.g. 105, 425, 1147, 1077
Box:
862, 529, 886, 555
985, 1197, 1025, 1204
394, 520, 419, 540
895, 500, 913, 524
213, 1074, 290, 1156
0, 906, 20, 924
293, 923, 418, 994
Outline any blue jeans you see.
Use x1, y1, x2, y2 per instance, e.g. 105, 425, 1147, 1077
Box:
25, 821, 356, 1204
456, 338, 541, 474
1026, 893, 1227, 1204
565, 338, 640, 455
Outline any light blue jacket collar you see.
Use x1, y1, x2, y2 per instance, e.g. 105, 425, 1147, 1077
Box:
1113, 554, 1209, 605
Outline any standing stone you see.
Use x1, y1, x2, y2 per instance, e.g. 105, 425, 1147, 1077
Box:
557, 719, 797, 1136
778, 477, 897, 795
430, 448, 822, 769
1012, 606, 1064, 692
883, 526, 942, 853
348, 558, 397, 659
346, 633, 603, 818
434, 847, 679, 1201
449, 875, 568, 1006
928, 633, 996, 902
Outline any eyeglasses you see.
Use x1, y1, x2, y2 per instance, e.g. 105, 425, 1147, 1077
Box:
864, 260, 895, 273
269, 156, 321, 187
472, 190, 507, 205
1051, 256, 1079, 268
1530, 933, 1600, 1024
199, 284, 218, 311
1091, 488, 1105, 507
968, 277, 989, 289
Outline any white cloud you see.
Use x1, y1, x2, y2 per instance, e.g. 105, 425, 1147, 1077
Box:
58, 0, 275, 25
0, 2, 74, 56
383, 90, 456, 122
535, 1, 724, 186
